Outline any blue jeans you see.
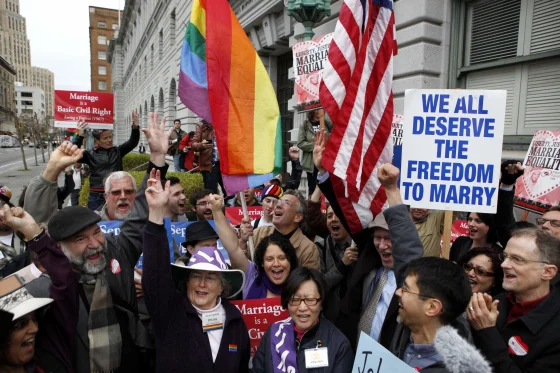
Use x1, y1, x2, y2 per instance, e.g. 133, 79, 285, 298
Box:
173, 154, 184, 172
88, 191, 105, 211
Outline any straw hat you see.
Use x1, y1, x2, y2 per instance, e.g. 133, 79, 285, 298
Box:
172, 246, 245, 299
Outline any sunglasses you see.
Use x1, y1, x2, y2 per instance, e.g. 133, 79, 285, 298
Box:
463, 262, 495, 277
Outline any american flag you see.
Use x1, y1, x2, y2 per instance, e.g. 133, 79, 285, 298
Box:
319, 0, 397, 234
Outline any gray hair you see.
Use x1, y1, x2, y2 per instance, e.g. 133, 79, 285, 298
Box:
104, 171, 136, 194
284, 189, 307, 218
511, 228, 560, 267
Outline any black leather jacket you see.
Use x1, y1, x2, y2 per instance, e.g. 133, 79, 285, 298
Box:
75, 128, 140, 190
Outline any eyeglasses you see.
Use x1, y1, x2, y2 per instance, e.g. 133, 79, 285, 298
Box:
288, 297, 321, 306
536, 218, 560, 228
463, 262, 494, 277
373, 235, 391, 243
499, 252, 549, 266
400, 285, 433, 299
189, 272, 219, 284
196, 201, 211, 207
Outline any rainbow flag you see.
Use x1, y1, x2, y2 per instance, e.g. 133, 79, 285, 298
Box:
178, 0, 211, 122
179, 0, 282, 195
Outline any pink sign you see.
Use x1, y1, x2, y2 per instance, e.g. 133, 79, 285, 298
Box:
292, 33, 333, 113
515, 130, 560, 214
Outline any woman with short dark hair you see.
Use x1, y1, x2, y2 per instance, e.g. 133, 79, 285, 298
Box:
252, 267, 354, 373
457, 247, 504, 296
208, 194, 300, 299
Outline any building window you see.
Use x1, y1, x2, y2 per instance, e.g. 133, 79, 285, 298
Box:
98, 51, 106, 60
98, 81, 107, 90
98, 35, 107, 45
98, 22, 106, 28
170, 10, 176, 47
159, 29, 163, 60
21, 92, 32, 97
99, 66, 107, 75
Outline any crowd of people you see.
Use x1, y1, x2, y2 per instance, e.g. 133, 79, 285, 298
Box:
0, 109, 559, 373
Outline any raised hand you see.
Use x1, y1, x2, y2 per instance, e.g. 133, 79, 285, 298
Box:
0, 205, 41, 241
289, 146, 300, 161
377, 163, 400, 190
500, 160, 524, 186
142, 112, 173, 157
76, 120, 88, 136
313, 129, 328, 173
208, 194, 224, 212
44, 141, 85, 182
238, 218, 254, 243
146, 169, 170, 208
132, 110, 139, 127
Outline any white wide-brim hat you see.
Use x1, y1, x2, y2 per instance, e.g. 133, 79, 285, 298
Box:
171, 246, 245, 299
0, 286, 53, 320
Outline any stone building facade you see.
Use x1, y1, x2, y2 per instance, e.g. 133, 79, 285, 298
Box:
0, 56, 16, 132
109, 0, 560, 165
89, 6, 122, 93
0, 0, 55, 118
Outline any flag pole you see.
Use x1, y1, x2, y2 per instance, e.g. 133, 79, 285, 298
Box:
441, 210, 453, 259
240, 192, 255, 260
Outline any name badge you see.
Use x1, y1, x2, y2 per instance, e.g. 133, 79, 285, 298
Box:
305, 347, 329, 369
202, 311, 223, 332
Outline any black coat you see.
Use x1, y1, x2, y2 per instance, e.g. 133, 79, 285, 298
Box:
252, 317, 354, 373
142, 222, 250, 373
473, 287, 560, 373
74, 127, 139, 189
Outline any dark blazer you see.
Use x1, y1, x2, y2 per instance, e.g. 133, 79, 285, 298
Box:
142, 222, 250, 373
252, 317, 353, 373
318, 176, 424, 349
473, 287, 560, 373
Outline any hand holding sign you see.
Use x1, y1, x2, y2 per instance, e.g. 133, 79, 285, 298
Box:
76, 120, 88, 136
500, 160, 524, 186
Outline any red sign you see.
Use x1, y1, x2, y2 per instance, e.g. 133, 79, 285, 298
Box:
514, 130, 560, 214
54, 90, 114, 129
225, 206, 263, 226
450, 220, 469, 243
231, 297, 289, 357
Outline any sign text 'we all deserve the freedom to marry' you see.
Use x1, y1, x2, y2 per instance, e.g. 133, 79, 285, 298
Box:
400, 89, 506, 213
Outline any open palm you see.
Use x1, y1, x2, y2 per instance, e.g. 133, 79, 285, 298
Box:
142, 112, 173, 155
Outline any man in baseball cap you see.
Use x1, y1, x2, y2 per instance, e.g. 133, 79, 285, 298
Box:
253, 184, 284, 229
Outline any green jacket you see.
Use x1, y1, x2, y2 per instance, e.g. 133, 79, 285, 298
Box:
297, 116, 333, 173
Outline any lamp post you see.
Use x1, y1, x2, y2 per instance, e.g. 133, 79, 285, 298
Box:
287, 0, 331, 41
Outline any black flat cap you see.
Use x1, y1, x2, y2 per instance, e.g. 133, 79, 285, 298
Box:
48, 206, 102, 242
180, 221, 219, 249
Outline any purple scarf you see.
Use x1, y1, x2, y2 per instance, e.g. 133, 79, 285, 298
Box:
246, 271, 283, 300
270, 317, 298, 373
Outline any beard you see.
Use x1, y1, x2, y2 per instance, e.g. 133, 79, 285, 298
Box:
113, 201, 132, 220
60, 241, 108, 275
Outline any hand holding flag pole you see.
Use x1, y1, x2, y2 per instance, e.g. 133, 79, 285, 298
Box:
239, 191, 255, 260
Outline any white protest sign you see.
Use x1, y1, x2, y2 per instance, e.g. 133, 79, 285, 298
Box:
400, 89, 506, 212
352, 332, 416, 373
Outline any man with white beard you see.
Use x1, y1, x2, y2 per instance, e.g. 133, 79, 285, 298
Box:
20, 112, 173, 373
97, 171, 137, 221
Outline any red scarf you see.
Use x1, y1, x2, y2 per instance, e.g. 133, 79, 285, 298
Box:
506, 292, 549, 324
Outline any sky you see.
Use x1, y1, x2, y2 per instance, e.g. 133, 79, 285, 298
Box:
20, 0, 124, 92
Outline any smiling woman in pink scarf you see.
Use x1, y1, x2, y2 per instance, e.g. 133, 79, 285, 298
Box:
252, 267, 354, 373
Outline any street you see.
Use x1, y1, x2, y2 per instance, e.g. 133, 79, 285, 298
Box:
0, 146, 53, 202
